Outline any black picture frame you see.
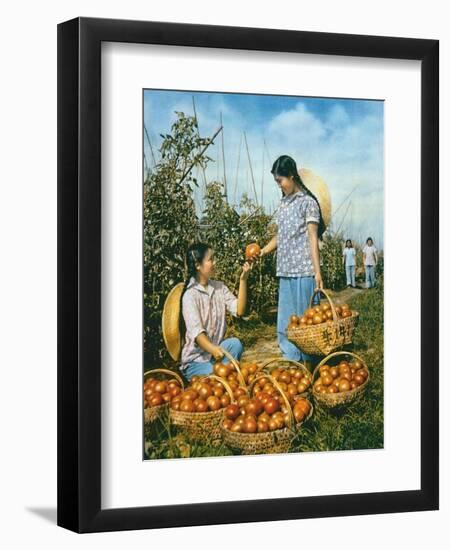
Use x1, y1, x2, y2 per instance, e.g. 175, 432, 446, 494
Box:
57, 16, 439, 533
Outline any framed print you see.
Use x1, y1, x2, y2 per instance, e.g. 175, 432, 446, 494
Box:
57, 17, 439, 533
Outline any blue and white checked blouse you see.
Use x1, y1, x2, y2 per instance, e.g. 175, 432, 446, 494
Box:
276, 189, 320, 277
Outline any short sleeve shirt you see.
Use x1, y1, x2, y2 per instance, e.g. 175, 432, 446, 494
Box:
276, 189, 320, 277
363, 245, 377, 265
181, 277, 238, 367
343, 247, 356, 267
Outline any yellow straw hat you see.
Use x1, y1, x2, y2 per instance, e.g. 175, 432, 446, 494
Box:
162, 282, 185, 361
299, 167, 332, 229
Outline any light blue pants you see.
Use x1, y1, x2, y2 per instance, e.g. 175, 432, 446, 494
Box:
345, 265, 356, 287
365, 265, 376, 288
277, 276, 317, 362
183, 337, 243, 381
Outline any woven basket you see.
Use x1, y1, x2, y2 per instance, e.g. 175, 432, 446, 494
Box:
143, 368, 184, 424
221, 373, 313, 455
218, 347, 246, 387
287, 288, 359, 356
258, 358, 313, 398
170, 375, 234, 444
312, 351, 370, 409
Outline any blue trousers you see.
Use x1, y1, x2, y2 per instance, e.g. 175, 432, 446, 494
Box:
277, 276, 317, 362
345, 265, 356, 287
183, 337, 243, 381
365, 265, 376, 288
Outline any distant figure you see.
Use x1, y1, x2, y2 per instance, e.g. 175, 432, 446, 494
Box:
343, 239, 356, 288
363, 237, 378, 288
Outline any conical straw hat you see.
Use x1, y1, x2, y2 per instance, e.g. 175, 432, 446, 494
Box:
299, 167, 332, 229
162, 282, 185, 361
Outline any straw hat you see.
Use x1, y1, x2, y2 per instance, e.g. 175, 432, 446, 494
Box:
162, 282, 185, 361
299, 167, 332, 229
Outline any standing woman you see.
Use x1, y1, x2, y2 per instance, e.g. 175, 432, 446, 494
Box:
343, 239, 356, 288
363, 237, 378, 288
260, 155, 326, 363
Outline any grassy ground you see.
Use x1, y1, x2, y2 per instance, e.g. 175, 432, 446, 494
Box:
289, 280, 384, 453
144, 279, 384, 459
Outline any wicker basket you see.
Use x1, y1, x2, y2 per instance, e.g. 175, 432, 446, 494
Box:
219, 347, 246, 387
221, 373, 313, 455
170, 375, 234, 444
143, 368, 184, 424
258, 358, 313, 398
312, 351, 370, 409
287, 288, 359, 356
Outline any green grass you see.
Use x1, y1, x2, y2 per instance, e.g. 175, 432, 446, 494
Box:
144, 279, 384, 459
289, 279, 384, 453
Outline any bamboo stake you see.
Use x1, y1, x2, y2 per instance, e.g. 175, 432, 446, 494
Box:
191, 96, 208, 192
177, 126, 223, 187
233, 133, 243, 205
220, 112, 228, 201
332, 183, 360, 218
243, 132, 259, 204
144, 124, 157, 168
335, 200, 352, 235
144, 152, 149, 180
261, 140, 265, 207
238, 206, 263, 226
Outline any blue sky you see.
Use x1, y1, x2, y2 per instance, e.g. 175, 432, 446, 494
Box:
143, 89, 384, 248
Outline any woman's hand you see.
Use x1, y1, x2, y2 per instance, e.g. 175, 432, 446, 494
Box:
240, 261, 252, 281
259, 235, 277, 258
212, 346, 224, 362
315, 272, 324, 290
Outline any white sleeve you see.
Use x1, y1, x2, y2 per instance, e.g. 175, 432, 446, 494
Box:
182, 292, 206, 341
222, 284, 238, 317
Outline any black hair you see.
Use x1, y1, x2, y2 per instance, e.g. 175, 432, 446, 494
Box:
345, 239, 353, 247
271, 155, 326, 239
366, 237, 374, 244
180, 242, 212, 338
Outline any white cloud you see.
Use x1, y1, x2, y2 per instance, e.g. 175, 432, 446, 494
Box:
267, 102, 327, 145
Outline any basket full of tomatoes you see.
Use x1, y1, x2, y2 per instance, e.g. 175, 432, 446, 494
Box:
212, 347, 250, 388
169, 375, 235, 444
287, 288, 359, 356
143, 369, 185, 424
221, 373, 313, 455
258, 358, 313, 398
312, 351, 370, 408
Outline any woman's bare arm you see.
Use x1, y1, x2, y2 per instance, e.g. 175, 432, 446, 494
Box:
237, 261, 251, 316
195, 332, 224, 361
307, 222, 323, 289
260, 235, 277, 256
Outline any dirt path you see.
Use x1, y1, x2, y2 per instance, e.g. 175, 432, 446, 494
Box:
240, 286, 364, 364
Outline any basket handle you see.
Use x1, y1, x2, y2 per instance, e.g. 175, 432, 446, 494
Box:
259, 358, 312, 380
309, 287, 339, 323
249, 373, 294, 429
206, 374, 236, 402
143, 368, 185, 389
219, 347, 246, 387
254, 356, 284, 374
312, 351, 369, 383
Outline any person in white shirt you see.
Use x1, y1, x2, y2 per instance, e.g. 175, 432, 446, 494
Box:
362, 237, 378, 288
343, 239, 356, 288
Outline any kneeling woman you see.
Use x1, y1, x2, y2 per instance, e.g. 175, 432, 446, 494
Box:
181, 242, 251, 381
